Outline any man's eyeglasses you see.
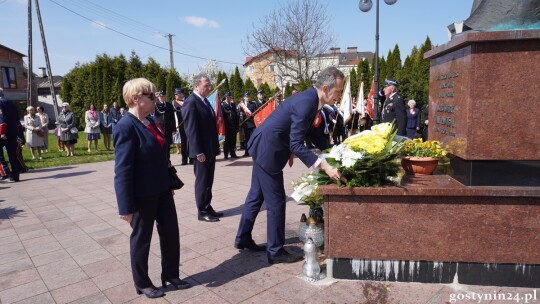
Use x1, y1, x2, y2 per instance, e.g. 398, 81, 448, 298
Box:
141, 92, 156, 101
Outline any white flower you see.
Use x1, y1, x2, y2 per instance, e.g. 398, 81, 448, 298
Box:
326, 144, 346, 161
341, 149, 364, 168
291, 182, 317, 202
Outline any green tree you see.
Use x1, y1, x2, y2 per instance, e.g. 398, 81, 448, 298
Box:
284, 83, 293, 98
165, 69, 182, 101
126, 51, 144, 80
112, 54, 128, 106
358, 59, 371, 97
229, 67, 244, 100
244, 77, 257, 98
216, 71, 230, 96
349, 68, 358, 99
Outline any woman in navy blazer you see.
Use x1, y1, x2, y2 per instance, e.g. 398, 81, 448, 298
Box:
406, 99, 421, 139
114, 78, 190, 299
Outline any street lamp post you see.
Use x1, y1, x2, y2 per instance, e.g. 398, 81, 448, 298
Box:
359, 0, 397, 125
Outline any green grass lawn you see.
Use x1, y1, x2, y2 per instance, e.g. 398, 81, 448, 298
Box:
19, 132, 115, 169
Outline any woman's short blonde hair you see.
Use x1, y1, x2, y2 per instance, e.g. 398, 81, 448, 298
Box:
408, 99, 416, 107
122, 78, 156, 107
26, 106, 35, 112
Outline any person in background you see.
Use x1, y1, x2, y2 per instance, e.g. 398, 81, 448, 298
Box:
114, 78, 190, 299
0, 88, 23, 181
85, 104, 101, 152
153, 90, 174, 159
36, 106, 49, 152
23, 106, 44, 160
119, 107, 126, 119
406, 99, 421, 139
100, 103, 113, 150
110, 101, 121, 130
234, 67, 344, 264
172, 89, 189, 165
381, 78, 407, 136
57, 102, 78, 157
220, 92, 239, 159
182, 74, 223, 222
274, 91, 283, 106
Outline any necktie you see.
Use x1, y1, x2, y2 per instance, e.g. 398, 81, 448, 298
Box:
204, 98, 215, 117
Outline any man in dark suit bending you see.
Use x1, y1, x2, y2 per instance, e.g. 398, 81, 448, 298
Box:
234, 67, 345, 264
182, 74, 223, 222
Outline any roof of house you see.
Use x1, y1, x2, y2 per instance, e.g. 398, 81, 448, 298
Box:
0, 44, 26, 57
35, 75, 63, 89
244, 48, 296, 66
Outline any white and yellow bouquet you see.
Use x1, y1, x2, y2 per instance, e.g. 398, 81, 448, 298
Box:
292, 123, 403, 207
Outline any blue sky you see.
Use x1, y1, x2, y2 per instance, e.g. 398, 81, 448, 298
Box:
1, 0, 472, 76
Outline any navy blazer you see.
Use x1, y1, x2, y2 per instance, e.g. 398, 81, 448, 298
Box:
113, 112, 169, 215
181, 93, 220, 158
248, 87, 319, 174
406, 107, 421, 129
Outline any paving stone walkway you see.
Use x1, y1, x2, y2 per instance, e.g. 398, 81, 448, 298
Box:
1, 154, 537, 303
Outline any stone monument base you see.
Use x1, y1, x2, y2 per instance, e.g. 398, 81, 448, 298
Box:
329, 259, 540, 287
319, 175, 540, 287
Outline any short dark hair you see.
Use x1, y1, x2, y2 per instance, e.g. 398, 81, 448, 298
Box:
314, 67, 345, 90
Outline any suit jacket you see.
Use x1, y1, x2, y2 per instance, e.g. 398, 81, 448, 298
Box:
153, 101, 175, 144
113, 112, 170, 215
381, 93, 407, 136
181, 93, 220, 158
0, 98, 21, 138
221, 100, 239, 131
248, 87, 319, 175
406, 107, 421, 129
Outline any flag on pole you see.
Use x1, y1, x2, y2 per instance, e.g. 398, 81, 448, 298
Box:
356, 81, 365, 116
207, 90, 226, 141
339, 76, 352, 124
366, 80, 375, 119
254, 99, 276, 127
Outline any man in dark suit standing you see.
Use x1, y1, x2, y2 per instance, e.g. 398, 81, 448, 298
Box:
182, 74, 223, 222
381, 78, 407, 136
238, 92, 259, 157
0, 88, 23, 182
220, 92, 239, 159
172, 88, 190, 165
234, 67, 344, 264
153, 90, 175, 159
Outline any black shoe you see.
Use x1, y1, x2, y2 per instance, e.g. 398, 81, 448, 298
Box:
198, 214, 220, 222
208, 209, 224, 217
1, 175, 10, 180
231, 155, 239, 159
268, 251, 303, 264
234, 240, 266, 252
162, 278, 191, 290
9, 176, 19, 182
224, 156, 229, 159
135, 286, 165, 298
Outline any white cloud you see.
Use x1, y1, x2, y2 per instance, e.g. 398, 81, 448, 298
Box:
91, 20, 106, 29
182, 16, 220, 29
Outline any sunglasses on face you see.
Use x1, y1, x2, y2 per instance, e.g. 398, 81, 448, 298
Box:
141, 92, 156, 101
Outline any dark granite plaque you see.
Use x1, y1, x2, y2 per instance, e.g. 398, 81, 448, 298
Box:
424, 30, 540, 186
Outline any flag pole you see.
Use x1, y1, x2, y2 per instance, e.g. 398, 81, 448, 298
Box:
239, 96, 275, 127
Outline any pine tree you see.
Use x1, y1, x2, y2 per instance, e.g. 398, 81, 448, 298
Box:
166, 69, 182, 101
350, 68, 358, 99
230, 67, 244, 100
126, 51, 144, 80
244, 78, 257, 98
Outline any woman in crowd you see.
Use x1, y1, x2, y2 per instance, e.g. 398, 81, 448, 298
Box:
114, 78, 190, 299
85, 104, 101, 152
406, 99, 421, 139
100, 103, 113, 150
23, 106, 44, 160
57, 102, 78, 157
36, 106, 49, 152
